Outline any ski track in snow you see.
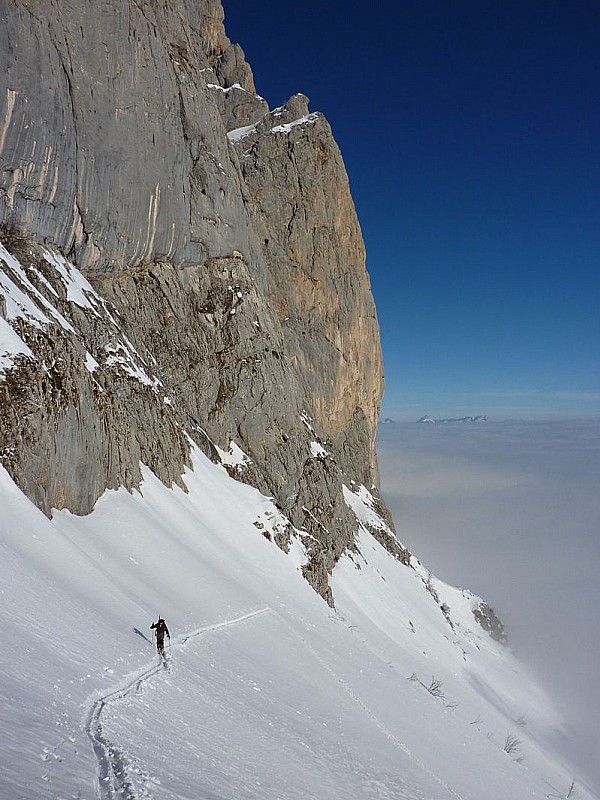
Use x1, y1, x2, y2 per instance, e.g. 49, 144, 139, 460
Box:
84, 607, 271, 800
85, 604, 461, 800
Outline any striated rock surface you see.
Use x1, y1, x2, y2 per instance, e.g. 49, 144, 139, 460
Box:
0, 0, 263, 271
0, 0, 407, 602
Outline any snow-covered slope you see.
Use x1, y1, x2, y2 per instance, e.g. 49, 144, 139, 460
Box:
1, 447, 592, 800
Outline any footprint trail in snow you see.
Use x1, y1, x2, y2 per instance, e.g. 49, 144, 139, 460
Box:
85, 608, 271, 799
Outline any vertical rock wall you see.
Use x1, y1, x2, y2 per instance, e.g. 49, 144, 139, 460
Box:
0, 0, 404, 601
0, 0, 267, 271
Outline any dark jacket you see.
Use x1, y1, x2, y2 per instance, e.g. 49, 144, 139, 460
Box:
151, 618, 170, 641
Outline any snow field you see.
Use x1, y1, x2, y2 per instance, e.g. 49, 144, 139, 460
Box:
1, 443, 595, 799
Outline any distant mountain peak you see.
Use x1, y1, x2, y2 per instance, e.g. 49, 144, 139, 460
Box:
417, 415, 487, 424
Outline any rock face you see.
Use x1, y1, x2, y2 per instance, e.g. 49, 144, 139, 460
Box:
0, 0, 261, 271
0, 0, 407, 601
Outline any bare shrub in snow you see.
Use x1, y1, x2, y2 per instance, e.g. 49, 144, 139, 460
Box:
427, 677, 445, 698
546, 780, 577, 799
408, 673, 446, 700
503, 733, 523, 757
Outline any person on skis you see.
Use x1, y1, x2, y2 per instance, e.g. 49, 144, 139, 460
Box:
150, 616, 170, 656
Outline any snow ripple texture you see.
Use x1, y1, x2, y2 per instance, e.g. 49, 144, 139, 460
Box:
280, 615, 466, 800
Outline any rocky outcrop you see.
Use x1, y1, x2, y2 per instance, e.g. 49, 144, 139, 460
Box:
0, 0, 403, 602
473, 602, 507, 644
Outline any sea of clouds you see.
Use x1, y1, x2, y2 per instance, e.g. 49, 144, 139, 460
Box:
377, 418, 600, 795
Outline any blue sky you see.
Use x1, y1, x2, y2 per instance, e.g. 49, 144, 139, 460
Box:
223, 1, 600, 420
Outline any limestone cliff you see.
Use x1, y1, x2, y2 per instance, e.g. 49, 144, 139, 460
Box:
0, 0, 408, 602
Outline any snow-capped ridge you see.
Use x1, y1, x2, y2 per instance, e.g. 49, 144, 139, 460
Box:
417, 414, 488, 424
344, 481, 412, 566
227, 112, 319, 144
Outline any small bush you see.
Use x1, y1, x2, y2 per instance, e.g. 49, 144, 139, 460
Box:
427, 676, 445, 698
408, 672, 449, 702
546, 780, 577, 799
503, 733, 522, 756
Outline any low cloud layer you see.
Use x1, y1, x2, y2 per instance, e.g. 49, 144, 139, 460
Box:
377, 419, 600, 794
